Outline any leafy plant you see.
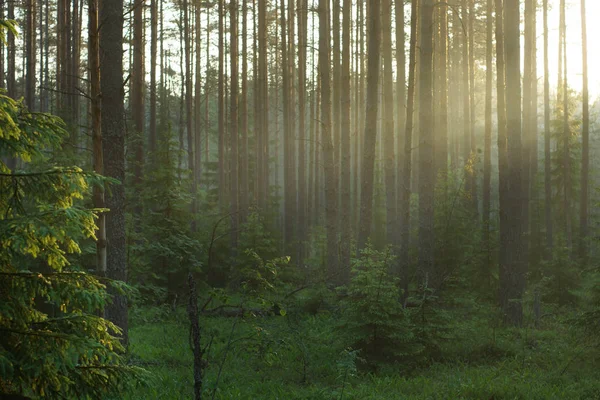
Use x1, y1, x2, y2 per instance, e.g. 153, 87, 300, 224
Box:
0, 91, 143, 398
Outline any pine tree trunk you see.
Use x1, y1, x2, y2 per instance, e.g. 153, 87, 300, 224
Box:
579, 0, 589, 261
501, 0, 525, 326
218, 0, 226, 210
240, 0, 249, 221
230, 0, 239, 246
297, 0, 308, 266
25, 0, 36, 110
100, 0, 128, 343
132, 0, 145, 199
357, 0, 382, 249
89, 0, 106, 276
418, 0, 435, 285
149, 0, 157, 155
543, 0, 553, 254
319, 0, 339, 278
339, 0, 351, 281
382, 0, 396, 248
483, 0, 493, 280
399, 0, 418, 295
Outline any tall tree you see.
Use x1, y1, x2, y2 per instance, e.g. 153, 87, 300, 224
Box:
579, 0, 589, 261
461, 0, 473, 207
297, 0, 308, 265
560, 0, 572, 248
230, 0, 239, 246
257, 0, 269, 208
543, 0, 553, 253
357, 0, 381, 249
132, 0, 145, 194
149, 0, 158, 154
339, 0, 351, 278
218, 0, 226, 209
435, 3, 448, 180
240, 0, 249, 220
395, 0, 406, 238
483, 0, 493, 275
500, 0, 525, 326
100, 0, 128, 342
419, 0, 435, 284
89, 0, 105, 275
25, 0, 36, 109
399, 0, 418, 294
319, 0, 339, 279
382, 0, 396, 247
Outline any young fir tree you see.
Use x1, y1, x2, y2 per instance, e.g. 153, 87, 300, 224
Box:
0, 26, 141, 395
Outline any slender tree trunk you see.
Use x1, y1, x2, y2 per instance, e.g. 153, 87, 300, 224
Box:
561, 0, 572, 249
522, 0, 533, 263
382, 0, 396, 248
461, 0, 473, 206
230, 0, 239, 246
319, 0, 339, 278
543, 0, 553, 254
89, 0, 105, 276
483, 0, 493, 280
357, 0, 382, 249
419, 0, 435, 285
501, 0, 525, 326
435, 3, 448, 182
218, 0, 226, 210
100, 0, 128, 343
339, 0, 351, 280
579, 0, 589, 261
238, 0, 249, 220
298, 0, 308, 265
132, 0, 145, 199
25, 0, 36, 110
149, 0, 157, 155
399, 0, 418, 295
258, 0, 269, 209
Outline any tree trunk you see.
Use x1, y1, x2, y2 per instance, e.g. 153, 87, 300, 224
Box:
579, 0, 589, 261
357, 0, 381, 249
149, 0, 157, 155
399, 0, 418, 295
100, 0, 128, 343
339, 0, 351, 281
319, 0, 339, 279
218, 0, 226, 210
230, 0, 239, 246
483, 0, 493, 280
240, 0, 249, 221
132, 0, 145, 200
297, 0, 308, 266
543, 0, 553, 254
89, 0, 106, 276
25, 0, 36, 110
418, 0, 435, 285
500, 0, 525, 326
382, 0, 396, 248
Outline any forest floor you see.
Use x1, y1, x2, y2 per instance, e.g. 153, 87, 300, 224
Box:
123, 302, 600, 399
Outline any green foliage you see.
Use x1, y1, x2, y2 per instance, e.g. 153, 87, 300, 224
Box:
129, 131, 202, 304
0, 91, 142, 397
539, 244, 581, 306
338, 244, 416, 364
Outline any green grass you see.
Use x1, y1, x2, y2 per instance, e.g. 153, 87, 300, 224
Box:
123, 304, 600, 399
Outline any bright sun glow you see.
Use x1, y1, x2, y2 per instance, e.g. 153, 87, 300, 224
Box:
543, 0, 598, 97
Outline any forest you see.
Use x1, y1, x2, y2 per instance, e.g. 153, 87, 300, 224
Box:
1, 0, 600, 398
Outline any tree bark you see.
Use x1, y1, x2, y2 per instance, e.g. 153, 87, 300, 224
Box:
100, 0, 128, 343
579, 0, 589, 261
500, 0, 525, 326
357, 0, 381, 249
